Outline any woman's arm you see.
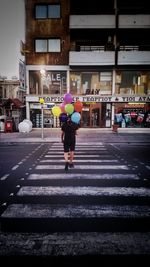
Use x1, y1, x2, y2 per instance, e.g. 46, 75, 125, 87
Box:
61, 130, 64, 143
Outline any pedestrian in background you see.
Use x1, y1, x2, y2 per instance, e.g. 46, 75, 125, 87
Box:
61, 117, 78, 171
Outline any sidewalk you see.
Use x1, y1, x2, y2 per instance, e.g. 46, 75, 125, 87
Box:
0, 128, 150, 143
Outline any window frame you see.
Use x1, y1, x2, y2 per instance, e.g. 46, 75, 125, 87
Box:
35, 38, 61, 53
35, 4, 61, 19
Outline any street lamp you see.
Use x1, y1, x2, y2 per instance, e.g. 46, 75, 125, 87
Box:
40, 68, 46, 78
40, 68, 46, 139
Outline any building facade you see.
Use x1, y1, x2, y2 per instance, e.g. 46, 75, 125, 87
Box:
25, 0, 150, 128
0, 77, 26, 131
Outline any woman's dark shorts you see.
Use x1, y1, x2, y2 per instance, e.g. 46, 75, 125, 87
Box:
64, 142, 75, 152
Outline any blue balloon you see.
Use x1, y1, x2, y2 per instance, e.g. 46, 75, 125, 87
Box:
59, 113, 68, 122
71, 112, 81, 124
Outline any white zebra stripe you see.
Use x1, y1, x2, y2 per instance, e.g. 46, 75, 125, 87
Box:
28, 173, 139, 180
17, 186, 150, 197
47, 151, 109, 154
35, 165, 129, 170
45, 155, 104, 158
40, 159, 119, 163
52, 142, 104, 146
48, 148, 107, 151
2, 204, 150, 218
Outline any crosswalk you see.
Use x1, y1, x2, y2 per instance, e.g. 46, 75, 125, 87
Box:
1, 142, 150, 236
0, 141, 150, 259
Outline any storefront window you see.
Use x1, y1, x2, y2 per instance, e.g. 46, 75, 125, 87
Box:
30, 107, 60, 128
114, 103, 150, 128
80, 102, 111, 128
115, 71, 150, 95
29, 70, 67, 95
70, 72, 112, 95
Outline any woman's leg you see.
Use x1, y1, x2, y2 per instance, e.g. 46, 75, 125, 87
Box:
64, 142, 69, 171
69, 151, 74, 168
69, 143, 75, 167
69, 151, 74, 163
64, 152, 69, 162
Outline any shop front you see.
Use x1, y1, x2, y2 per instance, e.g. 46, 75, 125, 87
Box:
30, 102, 60, 128
26, 68, 150, 129
26, 95, 112, 129
28, 98, 111, 128
27, 69, 113, 128
26, 94, 150, 129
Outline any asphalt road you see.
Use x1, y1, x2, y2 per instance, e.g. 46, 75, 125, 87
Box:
0, 142, 150, 264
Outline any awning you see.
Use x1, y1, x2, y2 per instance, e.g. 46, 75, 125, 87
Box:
2, 98, 25, 109
11, 98, 25, 108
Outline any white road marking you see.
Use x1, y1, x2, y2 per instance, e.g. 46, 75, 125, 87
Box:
52, 142, 104, 146
0, 174, 9, 180
35, 165, 129, 170
17, 186, 150, 197
40, 159, 119, 163
49, 148, 107, 151
12, 165, 19, 170
2, 204, 150, 218
146, 165, 150, 170
28, 173, 139, 180
47, 151, 109, 155
45, 155, 102, 158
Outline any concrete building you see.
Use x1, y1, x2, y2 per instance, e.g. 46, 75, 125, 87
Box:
25, 0, 150, 129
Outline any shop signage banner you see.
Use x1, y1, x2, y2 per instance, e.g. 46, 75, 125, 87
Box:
44, 95, 150, 103
27, 95, 150, 103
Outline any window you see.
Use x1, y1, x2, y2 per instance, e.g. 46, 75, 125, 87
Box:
29, 70, 67, 95
35, 39, 61, 53
70, 72, 112, 95
35, 4, 60, 19
115, 71, 150, 95
48, 5, 60, 18
48, 39, 60, 52
35, 40, 47, 52
35, 5, 47, 19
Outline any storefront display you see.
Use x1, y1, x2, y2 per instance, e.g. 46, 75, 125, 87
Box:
115, 71, 150, 95
29, 70, 67, 95
114, 103, 150, 128
70, 71, 112, 95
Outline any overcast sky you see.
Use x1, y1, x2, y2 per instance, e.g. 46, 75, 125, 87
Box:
0, 0, 25, 80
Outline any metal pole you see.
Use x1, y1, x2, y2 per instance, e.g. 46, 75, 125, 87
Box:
40, 68, 46, 140
41, 103, 44, 139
